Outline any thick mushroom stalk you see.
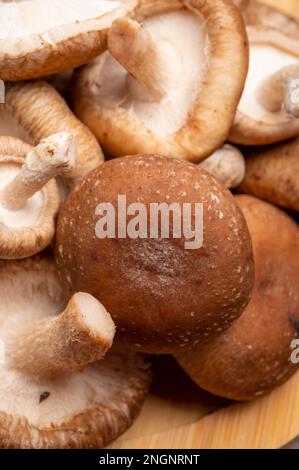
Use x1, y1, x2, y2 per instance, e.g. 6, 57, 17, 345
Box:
0, 132, 76, 211
256, 64, 299, 117
6, 293, 116, 377
108, 17, 177, 101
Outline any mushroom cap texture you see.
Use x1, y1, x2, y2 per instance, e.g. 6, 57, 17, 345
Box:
176, 195, 299, 401
0, 81, 104, 183
0, 0, 137, 81
238, 139, 299, 212
73, 0, 249, 163
0, 136, 60, 259
230, 0, 299, 145
55, 154, 254, 354
0, 255, 151, 449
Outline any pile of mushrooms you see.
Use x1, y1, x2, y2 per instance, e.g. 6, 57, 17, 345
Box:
0, 0, 299, 450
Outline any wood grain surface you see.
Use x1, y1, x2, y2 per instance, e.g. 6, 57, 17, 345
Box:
111, 0, 299, 449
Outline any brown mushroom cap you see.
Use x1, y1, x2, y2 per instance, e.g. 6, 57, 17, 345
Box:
176, 195, 299, 401
0, 81, 104, 183
73, 0, 248, 163
0, 136, 61, 259
238, 139, 299, 212
0, 255, 151, 449
55, 154, 254, 354
0, 0, 137, 81
230, 1, 299, 145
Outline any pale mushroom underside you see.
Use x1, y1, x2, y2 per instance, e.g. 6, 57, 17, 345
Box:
0, 0, 137, 80
74, 0, 248, 162
0, 257, 151, 448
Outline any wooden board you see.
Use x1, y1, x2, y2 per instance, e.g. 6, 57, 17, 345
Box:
111, 0, 299, 449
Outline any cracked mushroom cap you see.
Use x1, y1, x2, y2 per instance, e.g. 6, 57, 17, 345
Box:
0, 133, 77, 259
55, 154, 254, 354
73, 0, 248, 163
0, 255, 151, 449
0, 0, 137, 81
0, 81, 104, 183
230, 1, 299, 145
238, 138, 299, 212
176, 195, 299, 401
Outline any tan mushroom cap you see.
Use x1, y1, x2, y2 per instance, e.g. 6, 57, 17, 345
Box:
199, 144, 246, 189
0, 255, 151, 449
0, 135, 69, 259
238, 138, 299, 211
0, 0, 137, 81
55, 154, 254, 354
0, 81, 104, 183
176, 195, 299, 401
74, 0, 248, 163
230, 1, 299, 145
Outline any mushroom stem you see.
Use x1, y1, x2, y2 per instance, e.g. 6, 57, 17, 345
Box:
7, 293, 116, 377
108, 17, 168, 101
0, 132, 76, 211
256, 64, 299, 117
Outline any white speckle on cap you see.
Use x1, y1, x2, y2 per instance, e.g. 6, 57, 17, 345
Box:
209, 192, 220, 204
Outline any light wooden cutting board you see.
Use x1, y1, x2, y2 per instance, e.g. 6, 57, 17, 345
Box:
111, 0, 299, 449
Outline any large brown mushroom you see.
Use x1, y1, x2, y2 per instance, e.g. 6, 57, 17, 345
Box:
0, 0, 137, 81
230, 0, 299, 145
0, 255, 151, 448
55, 154, 254, 354
177, 195, 299, 401
73, 0, 248, 163
0, 132, 76, 259
0, 81, 104, 183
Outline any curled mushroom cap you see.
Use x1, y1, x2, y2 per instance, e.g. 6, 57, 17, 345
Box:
55, 154, 254, 354
176, 195, 299, 401
0, 132, 76, 259
238, 139, 299, 212
0, 0, 136, 81
0, 81, 104, 183
199, 144, 246, 189
230, 1, 299, 145
0, 255, 151, 449
74, 0, 248, 163
234, 0, 299, 38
